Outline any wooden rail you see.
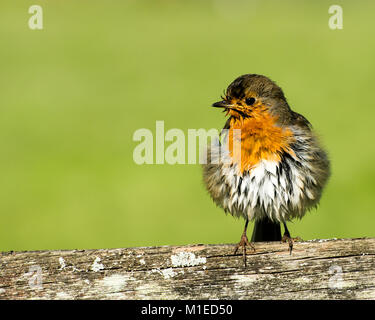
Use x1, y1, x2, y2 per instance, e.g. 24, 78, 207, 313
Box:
1, 238, 374, 299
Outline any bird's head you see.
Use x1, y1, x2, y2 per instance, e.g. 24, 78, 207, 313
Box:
212, 74, 292, 124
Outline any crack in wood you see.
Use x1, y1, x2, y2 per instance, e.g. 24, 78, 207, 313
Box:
1, 238, 374, 299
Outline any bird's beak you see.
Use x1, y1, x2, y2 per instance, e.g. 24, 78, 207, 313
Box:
212, 100, 249, 118
212, 100, 234, 109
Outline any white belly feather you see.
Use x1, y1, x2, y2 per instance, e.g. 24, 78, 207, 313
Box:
203, 131, 324, 222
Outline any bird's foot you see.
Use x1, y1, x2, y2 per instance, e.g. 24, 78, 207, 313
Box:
281, 234, 302, 255
234, 233, 255, 267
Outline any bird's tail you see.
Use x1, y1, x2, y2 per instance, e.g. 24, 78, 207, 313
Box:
251, 217, 281, 242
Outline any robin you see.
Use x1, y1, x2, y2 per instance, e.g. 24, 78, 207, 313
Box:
202, 74, 330, 265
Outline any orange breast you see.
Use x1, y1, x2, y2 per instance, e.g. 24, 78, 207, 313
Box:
228, 109, 295, 174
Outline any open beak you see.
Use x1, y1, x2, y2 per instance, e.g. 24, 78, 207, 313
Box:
212, 100, 249, 118
212, 100, 234, 109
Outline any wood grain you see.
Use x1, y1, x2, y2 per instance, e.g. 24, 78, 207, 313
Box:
1, 238, 374, 299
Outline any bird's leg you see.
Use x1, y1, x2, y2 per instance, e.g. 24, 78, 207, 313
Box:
281, 222, 302, 255
234, 219, 255, 267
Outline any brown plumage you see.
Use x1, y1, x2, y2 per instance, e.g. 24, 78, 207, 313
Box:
202, 74, 330, 265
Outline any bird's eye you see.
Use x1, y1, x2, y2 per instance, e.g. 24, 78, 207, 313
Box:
245, 97, 256, 106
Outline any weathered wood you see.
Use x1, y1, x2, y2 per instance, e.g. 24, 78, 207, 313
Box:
1, 238, 374, 300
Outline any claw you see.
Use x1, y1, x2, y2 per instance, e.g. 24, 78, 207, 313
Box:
281, 235, 302, 255
234, 233, 255, 267
281, 234, 293, 254
282, 223, 303, 255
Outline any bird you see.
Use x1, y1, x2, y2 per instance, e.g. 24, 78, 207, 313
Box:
202, 74, 330, 265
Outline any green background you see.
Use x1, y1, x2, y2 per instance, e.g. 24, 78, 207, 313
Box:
1, 0, 374, 251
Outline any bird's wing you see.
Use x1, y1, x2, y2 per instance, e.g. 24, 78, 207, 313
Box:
291, 111, 313, 130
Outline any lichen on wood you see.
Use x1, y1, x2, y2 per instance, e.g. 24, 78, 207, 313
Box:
0, 238, 374, 299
